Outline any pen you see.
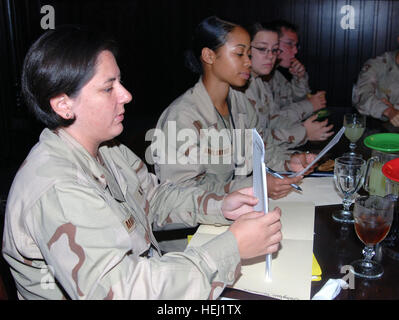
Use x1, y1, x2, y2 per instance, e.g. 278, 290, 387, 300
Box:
265, 167, 303, 192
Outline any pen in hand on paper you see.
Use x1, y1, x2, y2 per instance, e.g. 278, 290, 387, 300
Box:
265, 167, 303, 192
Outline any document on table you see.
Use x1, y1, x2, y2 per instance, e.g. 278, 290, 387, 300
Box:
289, 126, 346, 177
188, 201, 315, 300
277, 177, 343, 206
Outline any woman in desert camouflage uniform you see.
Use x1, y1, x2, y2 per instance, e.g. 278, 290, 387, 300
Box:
152, 17, 314, 201
245, 21, 334, 147
2, 26, 282, 300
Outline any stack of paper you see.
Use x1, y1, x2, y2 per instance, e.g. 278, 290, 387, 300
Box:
188, 201, 315, 300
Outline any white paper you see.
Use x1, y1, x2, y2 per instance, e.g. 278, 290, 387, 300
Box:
252, 129, 271, 281
312, 279, 348, 300
252, 129, 268, 213
274, 177, 343, 206
289, 126, 346, 177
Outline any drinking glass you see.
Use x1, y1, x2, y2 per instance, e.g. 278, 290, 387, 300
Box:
333, 156, 366, 223
344, 113, 366, 156
351, 195, 394, 278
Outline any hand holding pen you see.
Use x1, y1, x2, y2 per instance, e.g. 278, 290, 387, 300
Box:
265, 167, 303, 200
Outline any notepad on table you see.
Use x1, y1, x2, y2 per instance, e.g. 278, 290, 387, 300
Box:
189, 201, 315, 300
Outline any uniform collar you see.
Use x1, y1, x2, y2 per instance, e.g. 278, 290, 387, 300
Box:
192, 77, 235, 125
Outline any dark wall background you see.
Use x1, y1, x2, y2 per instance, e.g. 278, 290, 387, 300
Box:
1, 0, 398, 169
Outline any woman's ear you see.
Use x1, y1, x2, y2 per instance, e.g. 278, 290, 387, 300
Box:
49, 94, 74, 120
201, 47, 216, 65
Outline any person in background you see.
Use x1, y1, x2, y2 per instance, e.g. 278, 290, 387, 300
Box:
268, 20, 331, 131
151, 16, 314, 201
245, 22, 334, 149
2, 26, 283, 300
352, 37, 399, 127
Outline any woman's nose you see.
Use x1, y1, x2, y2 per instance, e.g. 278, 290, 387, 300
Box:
245, 54, 252, 68
119, 85, 132, 104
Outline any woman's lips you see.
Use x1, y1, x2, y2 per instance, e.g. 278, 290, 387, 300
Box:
115, 113, 124, 122
240, 72, 250, 80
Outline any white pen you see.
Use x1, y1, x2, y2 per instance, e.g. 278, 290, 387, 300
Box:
265, 167, 303, 192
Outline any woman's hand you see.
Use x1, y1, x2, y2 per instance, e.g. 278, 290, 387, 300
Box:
222, 187, 258, 220
307, 91, 327, 112
267, 175, 303, 200
289, 58, 306, 78
289, 152, 318, 175
382, 100, 399, 127
229, 207, 282, 259
303, 115, 334, 141
390, 113, 399, 127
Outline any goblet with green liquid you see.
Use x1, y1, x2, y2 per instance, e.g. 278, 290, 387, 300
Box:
344, 113, 366, 156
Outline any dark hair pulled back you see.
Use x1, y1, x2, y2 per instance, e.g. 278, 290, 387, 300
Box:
184, 16, 238, 74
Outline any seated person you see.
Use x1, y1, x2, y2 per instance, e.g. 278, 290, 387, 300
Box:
352, 38, 399, 127
1, 26, 282, 300
268, 20, 328, 124
245, 21, 334, 147
150, 16, 315, 200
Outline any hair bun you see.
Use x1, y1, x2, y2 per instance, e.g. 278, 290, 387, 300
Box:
184, 49, 202, 74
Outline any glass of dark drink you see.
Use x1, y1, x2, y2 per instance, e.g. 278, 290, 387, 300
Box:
351, 195, 394, 279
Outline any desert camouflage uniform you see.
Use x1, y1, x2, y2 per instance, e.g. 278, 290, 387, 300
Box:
268, 69, 314, 121
151, 78, 295, 195
353, 50, 399, 120
2, 128, 242, 300
245, 76, 308, 148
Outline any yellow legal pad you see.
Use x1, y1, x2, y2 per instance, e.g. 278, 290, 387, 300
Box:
312, 254, 322, 281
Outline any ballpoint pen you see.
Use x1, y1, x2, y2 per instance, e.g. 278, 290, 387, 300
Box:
265, 167, 303, 192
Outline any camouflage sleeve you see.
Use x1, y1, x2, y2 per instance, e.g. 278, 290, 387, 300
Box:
247, 102, 295, 172
30, 182, 241, 299
246, 85, 307, 149
119, 144, 232, 227
290, 73, 311, 102
264, 142, 294, 172
271, 71, 313, 120
268, 113, 307, 148
353, 59, 390, 119
150, 110, 252, 195
280, 99, 313, 121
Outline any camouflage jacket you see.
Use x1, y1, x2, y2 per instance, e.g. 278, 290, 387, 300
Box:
268, 69, 313, 120
151, 78, 294, 195
353, 50, 399, 120
245, 76, 308, 148
2, 128, 242, 300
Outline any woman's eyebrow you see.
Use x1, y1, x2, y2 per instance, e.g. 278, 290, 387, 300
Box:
103, 74, 121, 84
